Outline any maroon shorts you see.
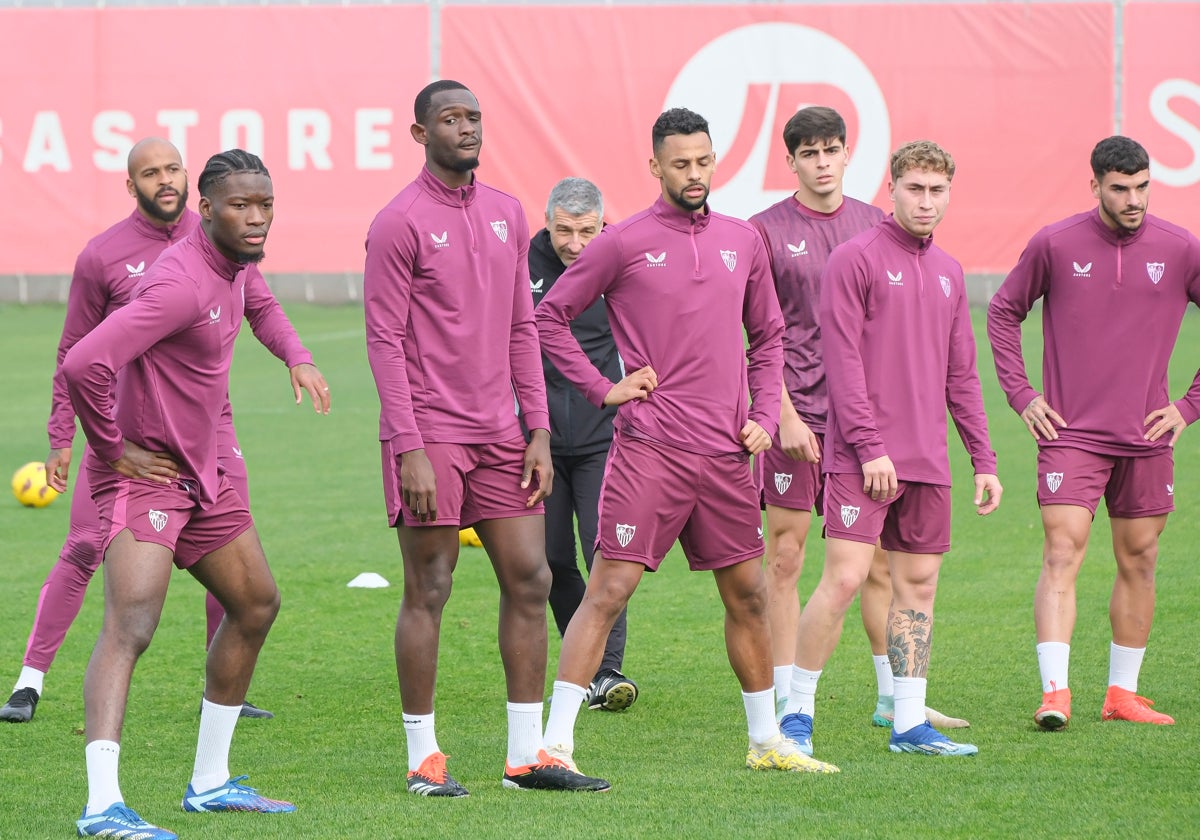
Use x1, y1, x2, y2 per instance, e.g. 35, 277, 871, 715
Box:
1037, 447, 1174, 518
597, 432, 763, 572
758, 432, 824, 514
381, 434, 544, 528
90, 466, 253, 570
822, 472, 951, 554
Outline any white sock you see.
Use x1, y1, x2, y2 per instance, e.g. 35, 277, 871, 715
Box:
190, 698, 240, 793
772, 665, 791, 707
1036, 642, 1071, 693
506, 701, 544, 767
403, 712, 439, 772
893, 677, 927, 734
872, 655, 893, 698
15, 666, 45, 695
84, 740, 122, 816
743, 688, 778, 745
783, 666, 820, 717
543, 681, 586, 754
1108, 643, 1146, 693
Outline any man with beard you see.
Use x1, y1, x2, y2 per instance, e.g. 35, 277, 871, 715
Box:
537, 108, 838, 783
0, 138, 323, 726
988, 136, 1200, 730
528, 177, 638, 713
364, 81, 609, 797
64, 150, 308, 839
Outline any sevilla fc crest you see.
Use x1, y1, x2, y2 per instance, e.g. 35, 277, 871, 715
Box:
721, 250, 737, 272
1147, 262, 1164, 285
1046, 472, 1064, 493
939, 275, 952, 298
615, 523, 636, 548
148, 509, 169, 533
840, 505, 860, 528
774, 472, 793, 494
490, 220, 508, 243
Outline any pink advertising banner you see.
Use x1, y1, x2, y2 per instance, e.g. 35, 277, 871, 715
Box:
0, 7, 429, 274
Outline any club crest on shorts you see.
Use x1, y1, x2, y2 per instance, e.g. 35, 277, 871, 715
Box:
721, 250, 737, 272
615, 523, 636, 548
939, 275, 952, 298
148, 509, 168, 533
1046, 472, 1064, 493
490, 220, 508, 243
840, 505, 860, 528
1146, 262, 1164, 285
774, 472, 792, 494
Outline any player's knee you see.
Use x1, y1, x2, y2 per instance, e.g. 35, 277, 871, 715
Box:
1043, 534, 1086, 573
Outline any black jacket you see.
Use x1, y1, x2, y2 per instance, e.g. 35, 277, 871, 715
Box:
529, 227, 622, 457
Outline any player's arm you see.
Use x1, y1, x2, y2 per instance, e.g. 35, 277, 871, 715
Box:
364, 209, 436, 519
945, 269, 1001, 514
242, 268, 329, 414
740, 234, 784, 454
506, 215, 553, 503
45, 247, 109, 490
986, 233, 1063, 439
61, 275, 194, 483
1146, 235, 1200, 446
536, 230, 636, 407
820, 245, 889, 498
780, 386, 820, 462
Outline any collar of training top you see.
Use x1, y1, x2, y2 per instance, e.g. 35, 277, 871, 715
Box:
417, 164, 478, 207
651, 195, 711, 233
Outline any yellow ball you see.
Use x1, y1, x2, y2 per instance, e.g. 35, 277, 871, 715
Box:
459, 526, 482, 547
12, 461, 59, 508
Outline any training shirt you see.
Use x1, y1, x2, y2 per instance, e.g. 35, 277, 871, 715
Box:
364, 166, 548, 452
821, 216, 996, 485
536, 196, 784, 458
988, 209, 1200, 456
750, 196, 884, 433
64, 228, 253, 507
49, 209, 313, 454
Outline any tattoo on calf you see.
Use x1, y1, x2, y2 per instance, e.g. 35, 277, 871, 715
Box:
886, 609, 932, 678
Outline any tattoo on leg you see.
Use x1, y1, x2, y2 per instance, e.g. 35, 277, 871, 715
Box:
887, 609, 932, 677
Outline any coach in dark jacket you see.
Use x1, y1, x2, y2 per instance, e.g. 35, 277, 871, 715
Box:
529, 178, 638, 712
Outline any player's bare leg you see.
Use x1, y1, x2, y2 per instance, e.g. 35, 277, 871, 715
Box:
764, 505, 811, 713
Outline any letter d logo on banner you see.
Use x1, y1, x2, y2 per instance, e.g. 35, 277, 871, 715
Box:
664, 23, 890, 220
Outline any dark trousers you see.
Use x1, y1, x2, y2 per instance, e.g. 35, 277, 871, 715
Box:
545, 449, 627, 675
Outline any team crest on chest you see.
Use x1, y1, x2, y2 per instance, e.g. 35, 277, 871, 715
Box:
490, 220, 508, 243
615, 523, 636, 548
1046, 472, 1064, 493
1147, 262, 1164, 285
840, 505, 860, 528
720, 250, 737, 272
774, 472, 792, 494
939, 275, 952, 298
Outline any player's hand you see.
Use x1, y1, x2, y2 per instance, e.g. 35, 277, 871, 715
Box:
738, 420, 772, 455
1021, 395, 1066, 441
291, 363, 331, 415
399, 448, 438, 522
522, 429, 553, 507
779, 413, 819, 462
973, 473, 1002, 515
603, 365, 658, 406
861, 455, 897, 501
110, 440, 180, 485
1144, 403, 1186, 447
45, 447, 71, 493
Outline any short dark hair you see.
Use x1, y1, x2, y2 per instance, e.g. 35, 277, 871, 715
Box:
1090, 136, 1149, 179
652, 108, 710, 153
197, 149, 270, 198
414, 79, 471, 124
783, 107, 847, 154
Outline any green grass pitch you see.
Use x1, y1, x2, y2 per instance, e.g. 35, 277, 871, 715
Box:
1, 302, 1198, 838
